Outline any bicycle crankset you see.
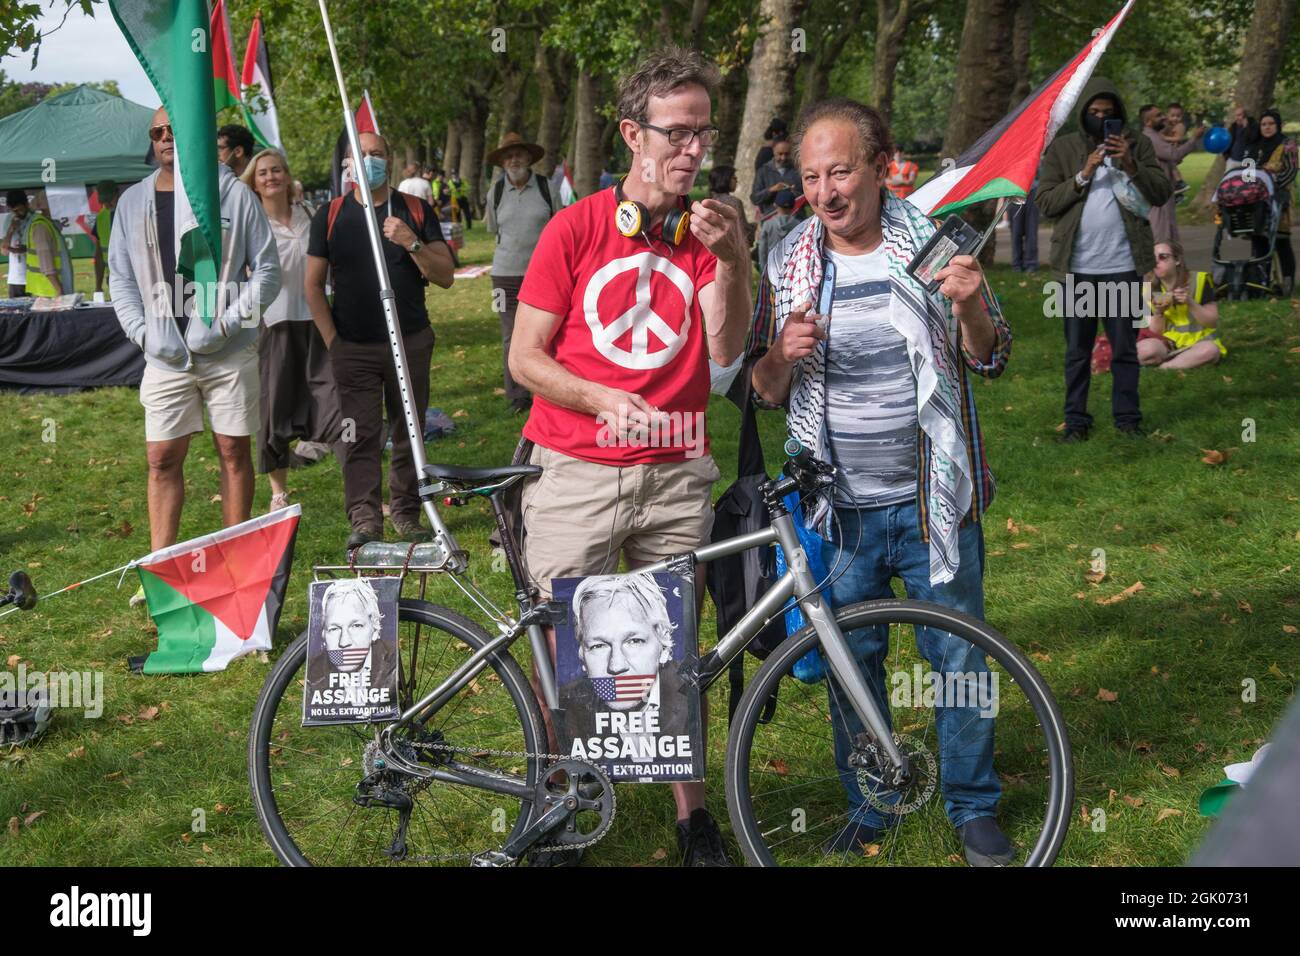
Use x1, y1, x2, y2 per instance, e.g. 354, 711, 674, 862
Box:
850, 732, 938, 816
531, 759, 616, 847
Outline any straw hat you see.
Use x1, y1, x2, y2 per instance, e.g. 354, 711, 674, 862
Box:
487, 132, 544, 167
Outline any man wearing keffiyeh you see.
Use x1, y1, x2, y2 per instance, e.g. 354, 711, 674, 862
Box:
750, 98, 1016, 866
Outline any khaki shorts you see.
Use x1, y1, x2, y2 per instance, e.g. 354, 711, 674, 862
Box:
139, 342, 260, 442
520, 444, 721, 599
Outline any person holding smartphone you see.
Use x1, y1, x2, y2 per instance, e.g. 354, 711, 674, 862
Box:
1036, 77, 1172, 443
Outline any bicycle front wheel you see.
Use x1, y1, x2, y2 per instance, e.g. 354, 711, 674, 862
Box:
726, 599, 1072, 866
249, 598, 547, 866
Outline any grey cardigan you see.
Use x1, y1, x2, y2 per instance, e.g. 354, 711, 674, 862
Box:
109, 165, 281, 371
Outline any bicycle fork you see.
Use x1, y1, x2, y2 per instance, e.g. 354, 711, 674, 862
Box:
768, 513, 910, 785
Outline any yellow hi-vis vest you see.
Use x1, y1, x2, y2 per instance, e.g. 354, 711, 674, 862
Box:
1158, 272, 1226, 357
24, 213, 72, 298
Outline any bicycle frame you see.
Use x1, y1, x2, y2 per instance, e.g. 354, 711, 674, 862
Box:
367, 493, 907, 798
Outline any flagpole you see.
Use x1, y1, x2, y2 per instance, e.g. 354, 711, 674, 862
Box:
315, 0, 458, 560
0, 563, 134, 619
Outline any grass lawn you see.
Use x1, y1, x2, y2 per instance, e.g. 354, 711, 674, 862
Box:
0, 228, 1297, 867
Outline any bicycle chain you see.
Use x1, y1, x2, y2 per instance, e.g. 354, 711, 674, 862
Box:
403, 739, 617, 855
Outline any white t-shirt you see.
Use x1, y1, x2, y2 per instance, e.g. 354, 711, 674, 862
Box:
4, 212, 27, 285
397, 177, 433, 204
264, 203, 313, 325
1069, 163, 1137, 274
824, 247, 918, 506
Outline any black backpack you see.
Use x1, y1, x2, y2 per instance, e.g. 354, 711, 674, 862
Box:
705, 365, 786, 722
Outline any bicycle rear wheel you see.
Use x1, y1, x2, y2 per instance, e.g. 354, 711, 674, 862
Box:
726, 599, 1072, 866
249, 598, 547, 866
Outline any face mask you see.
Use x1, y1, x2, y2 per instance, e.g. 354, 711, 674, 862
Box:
362, 155, 387, 189
1082, 113, 1106, 139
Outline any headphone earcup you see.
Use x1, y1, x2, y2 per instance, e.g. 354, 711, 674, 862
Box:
662, 207, 690, 245
615, 199, 646, 238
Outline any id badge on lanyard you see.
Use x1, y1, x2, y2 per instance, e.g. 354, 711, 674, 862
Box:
816, 255, 836, 330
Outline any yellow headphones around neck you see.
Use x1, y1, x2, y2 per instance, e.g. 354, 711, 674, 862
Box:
614, 178, 690, 246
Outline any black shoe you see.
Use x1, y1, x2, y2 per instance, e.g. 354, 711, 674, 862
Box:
1116, 423, 1146, 438
824, 819, 885, 855
391, 518, 429, 541
526, 845, 585, 867
346, 526, 383, 550
960, 816, 1015, 866
509, 398, 533, 415
1056, 426, 1090, 443
676, 808, 733, 866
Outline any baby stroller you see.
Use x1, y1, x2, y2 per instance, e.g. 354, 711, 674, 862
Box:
1211, 165, 1282, 300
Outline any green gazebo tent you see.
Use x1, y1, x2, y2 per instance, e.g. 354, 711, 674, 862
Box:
0, 85, 156, 258
0, 84, 156, 186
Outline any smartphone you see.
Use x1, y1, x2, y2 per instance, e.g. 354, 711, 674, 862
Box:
1102, 118, 1124, 148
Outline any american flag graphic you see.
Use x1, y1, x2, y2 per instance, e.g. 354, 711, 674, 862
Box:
327, 647, 370, 670
592, 674, 656, 703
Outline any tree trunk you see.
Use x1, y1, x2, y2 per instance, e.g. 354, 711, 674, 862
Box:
735, 0, 808, 221
1192, 0, 1296, 214
1008, 0, 1034, 110
713, 64, 747, 169
443, 122, 462, 175
497, 55, 530, 146
535, 46, 572, 176
458, 91, 490, 214
872, 0, 933, 129
801, 1, 869, 117
573, 69, 604, 198
942, 0, 1017, 264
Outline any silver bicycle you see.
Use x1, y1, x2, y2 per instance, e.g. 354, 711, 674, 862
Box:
248, 443, 1073, 866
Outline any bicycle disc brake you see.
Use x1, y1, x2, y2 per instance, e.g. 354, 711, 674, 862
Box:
851, 732, 937, 817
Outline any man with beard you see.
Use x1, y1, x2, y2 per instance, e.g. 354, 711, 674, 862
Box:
1139, 104, 1205, 243
485, 132, 554, 413
750, 137, 799, 219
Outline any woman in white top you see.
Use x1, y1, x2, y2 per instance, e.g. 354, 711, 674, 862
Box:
242, 149, 341, 512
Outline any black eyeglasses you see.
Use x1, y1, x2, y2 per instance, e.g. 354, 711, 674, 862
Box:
639, 121, 719, 148
149, 123, 174, 143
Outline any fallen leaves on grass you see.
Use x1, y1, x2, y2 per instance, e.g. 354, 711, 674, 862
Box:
66, 746, 85, 759
1084, 569, 1106, 585
1123, 795, 1144, 808
1159, 764, 1181, 778
1155, 808, 1182, 823
1096, 688, 1118, 702
650, 847, 668, 861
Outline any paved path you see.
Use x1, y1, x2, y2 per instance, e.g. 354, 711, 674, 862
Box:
992, 221, 1224, 272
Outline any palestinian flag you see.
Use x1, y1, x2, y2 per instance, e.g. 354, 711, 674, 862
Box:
210, 0, 241, 112
129, 507, 301, 674
109, 0, 222, 325
241, 11, 282, 150
907, 0, 1134, 219
331, 91, 382, 198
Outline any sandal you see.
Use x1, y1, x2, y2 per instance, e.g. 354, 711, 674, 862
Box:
268, 492, 291, 512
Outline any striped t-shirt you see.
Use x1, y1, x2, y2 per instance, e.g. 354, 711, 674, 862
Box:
824, 247, 918, 506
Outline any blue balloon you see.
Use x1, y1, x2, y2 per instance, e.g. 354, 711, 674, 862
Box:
1203, 126, 1231, 154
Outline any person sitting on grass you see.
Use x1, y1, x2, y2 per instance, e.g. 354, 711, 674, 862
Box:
1138, 239, 1225, 369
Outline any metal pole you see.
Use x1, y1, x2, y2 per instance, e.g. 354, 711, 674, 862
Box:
316, 0, 458, 558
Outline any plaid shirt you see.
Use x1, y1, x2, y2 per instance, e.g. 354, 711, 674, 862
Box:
750, 260, 1012, 541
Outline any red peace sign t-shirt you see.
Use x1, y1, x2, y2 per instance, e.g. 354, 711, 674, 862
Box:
517, 188, 718, 465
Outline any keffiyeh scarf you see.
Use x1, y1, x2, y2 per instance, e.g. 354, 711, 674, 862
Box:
775, 192, 974, 585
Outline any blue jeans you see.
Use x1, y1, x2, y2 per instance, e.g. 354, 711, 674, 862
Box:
824, 500, 1000, 829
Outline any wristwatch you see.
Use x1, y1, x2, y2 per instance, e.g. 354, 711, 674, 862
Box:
408, 239, 423, 253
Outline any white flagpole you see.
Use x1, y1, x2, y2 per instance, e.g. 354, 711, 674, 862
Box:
316, 0, 457, 556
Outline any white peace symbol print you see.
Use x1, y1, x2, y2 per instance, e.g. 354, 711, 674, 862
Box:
582, 252, 694, 370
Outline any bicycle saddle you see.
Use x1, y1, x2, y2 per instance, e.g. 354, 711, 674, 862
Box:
421, 463, 541, 487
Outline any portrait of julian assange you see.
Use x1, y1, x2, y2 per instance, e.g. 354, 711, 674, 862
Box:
303, 576, 400, 724
556, 571, 692, 743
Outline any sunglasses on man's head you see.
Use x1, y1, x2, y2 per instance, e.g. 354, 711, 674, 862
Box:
148, 123, 174, 142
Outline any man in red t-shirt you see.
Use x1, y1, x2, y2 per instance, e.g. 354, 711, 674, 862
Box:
509, 46, 751, 866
